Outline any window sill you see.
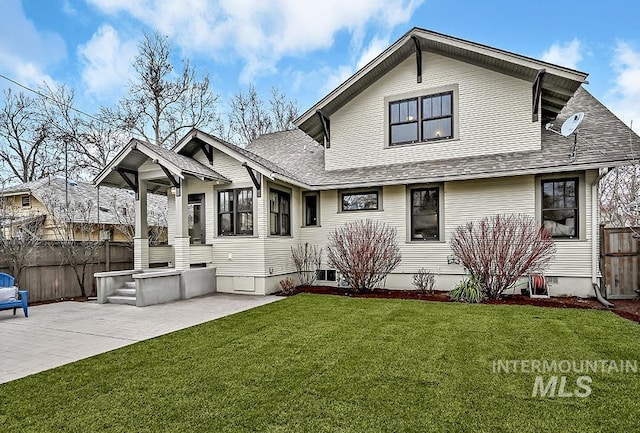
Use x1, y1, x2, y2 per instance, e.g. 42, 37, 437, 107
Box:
267, 235, 293, 238
385, 137, 459, 149
406, 240, 446, 244
301, 225, 322, 228
216, 235, 259, 239
551, 237, 587, 242
338, 209, 384, 214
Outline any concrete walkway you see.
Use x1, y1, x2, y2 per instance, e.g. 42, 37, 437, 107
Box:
0, 294, 280, 384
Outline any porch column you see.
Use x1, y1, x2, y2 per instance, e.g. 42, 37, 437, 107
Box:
134, 179, 149, 270
174, 178, 190, 271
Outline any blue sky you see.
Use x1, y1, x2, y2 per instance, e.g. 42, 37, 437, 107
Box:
1, 0, 639, 130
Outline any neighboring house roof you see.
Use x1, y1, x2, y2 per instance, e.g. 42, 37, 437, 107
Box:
247, 87, 640, 189
296, 27, 589, 143
94, 139, 230, 192
0, 177, 167, 226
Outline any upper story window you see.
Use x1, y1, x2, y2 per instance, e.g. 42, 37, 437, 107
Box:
21, 195, 30, 207
341, 191, 379, 212
270, 189, 291, 236
218, 188, 253, 236
411, 187, 440, 241
389, 91, 453, 146
542, 178, 578, 238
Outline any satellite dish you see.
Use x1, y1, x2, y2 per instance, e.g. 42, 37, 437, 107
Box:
560, 112, 584, 137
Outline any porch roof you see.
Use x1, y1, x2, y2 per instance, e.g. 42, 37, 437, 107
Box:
94, 139, 231, 192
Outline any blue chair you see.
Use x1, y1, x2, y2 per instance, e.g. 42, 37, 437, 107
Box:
0, 273, 28, 317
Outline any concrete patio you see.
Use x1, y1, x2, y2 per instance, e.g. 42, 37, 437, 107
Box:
0, 294, 280, 384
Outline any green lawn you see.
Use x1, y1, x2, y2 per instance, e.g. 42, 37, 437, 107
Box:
2, 294, 640, 432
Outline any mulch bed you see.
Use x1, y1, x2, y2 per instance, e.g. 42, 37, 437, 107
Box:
278, 286, 640, 324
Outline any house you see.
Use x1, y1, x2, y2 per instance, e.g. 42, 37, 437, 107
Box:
94, 27, 640, 304
0, 177, 167, 245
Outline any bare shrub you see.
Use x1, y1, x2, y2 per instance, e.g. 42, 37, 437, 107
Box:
450, 214, 556, 299
291, 242, 322, 286
279, 277, 296, 295
412, 268, 435, 294
327, 219, 401, 292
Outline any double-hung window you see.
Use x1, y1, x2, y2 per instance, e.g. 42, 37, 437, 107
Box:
389, 91, 453, 146
542, 178, 578, 238
270, 189, 291, 236
218, 188, 253, 236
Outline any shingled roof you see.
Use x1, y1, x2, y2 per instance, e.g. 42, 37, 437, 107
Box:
1, 177, 167, 226
247, 87, 640, 189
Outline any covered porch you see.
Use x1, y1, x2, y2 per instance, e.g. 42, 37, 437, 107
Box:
93, 139, 230, 306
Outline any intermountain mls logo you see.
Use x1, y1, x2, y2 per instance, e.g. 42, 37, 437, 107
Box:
492, 359, 638, 398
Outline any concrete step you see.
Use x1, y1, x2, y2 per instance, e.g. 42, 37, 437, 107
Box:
124, 281, 136, 289
115, 288, 136, 297
107, 295, 137, 306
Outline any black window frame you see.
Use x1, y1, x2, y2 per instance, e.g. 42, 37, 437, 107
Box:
541, 177, 579, 239
410, 187, 440, 241
303, 192, 319, 227
389, 91, 453, 146
217, 188, 253, 236
21, 195, 30, 207
341, 190, 379, 212
270, 188, 291, 236
188, 193, 206, 244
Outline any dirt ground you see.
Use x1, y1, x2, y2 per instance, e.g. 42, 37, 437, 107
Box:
282, 286, 640, 325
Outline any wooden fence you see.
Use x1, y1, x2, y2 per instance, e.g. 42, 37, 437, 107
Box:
0, 242, 133, 302
601, 226, 640, 299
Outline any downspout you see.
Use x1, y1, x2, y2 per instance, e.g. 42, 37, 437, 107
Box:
591, 168, 614, 308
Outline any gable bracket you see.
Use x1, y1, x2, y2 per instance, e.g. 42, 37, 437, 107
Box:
158, 164, 181, 197
316, 109, 330, 149
115, 168, 139, 200
411, 36, 423, 84
196, 139, 214, 165
532, 69, 546, 122
242, 163, 262, 198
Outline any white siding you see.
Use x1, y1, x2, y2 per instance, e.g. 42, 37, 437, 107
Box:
327, 53, 540, 170
297, 173, 594, 289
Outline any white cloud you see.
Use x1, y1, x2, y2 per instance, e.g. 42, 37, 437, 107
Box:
606, 41, 640, 131
356, 36, 391, 70
78, 25, 137, 99
541, 38, 583, 70
0, 0, 65, 88
87, 0, 424, 82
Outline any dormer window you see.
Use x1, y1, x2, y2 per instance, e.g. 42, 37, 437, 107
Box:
389, 91, 453, 146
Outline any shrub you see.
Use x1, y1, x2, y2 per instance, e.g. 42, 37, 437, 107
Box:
291, 242, 323, 286
412, 268, 435, 294
449, 214, 556, 299
327, 219, 401, 292
449, 276, 484, 303
279, 277, 296, 295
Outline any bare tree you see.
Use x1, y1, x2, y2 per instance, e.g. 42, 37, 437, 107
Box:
0, 194, 43, 286
450, 214, 556, 299
327, 220, 401, 292
600, 164, 640, 229
291, 242, 323, 286
227, 85, 298, 146
41, 192, 103, 297
0, 89, 61, 182
38, 84, 127, 181
105, 193, 167, 249
106, 31, 219, 148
